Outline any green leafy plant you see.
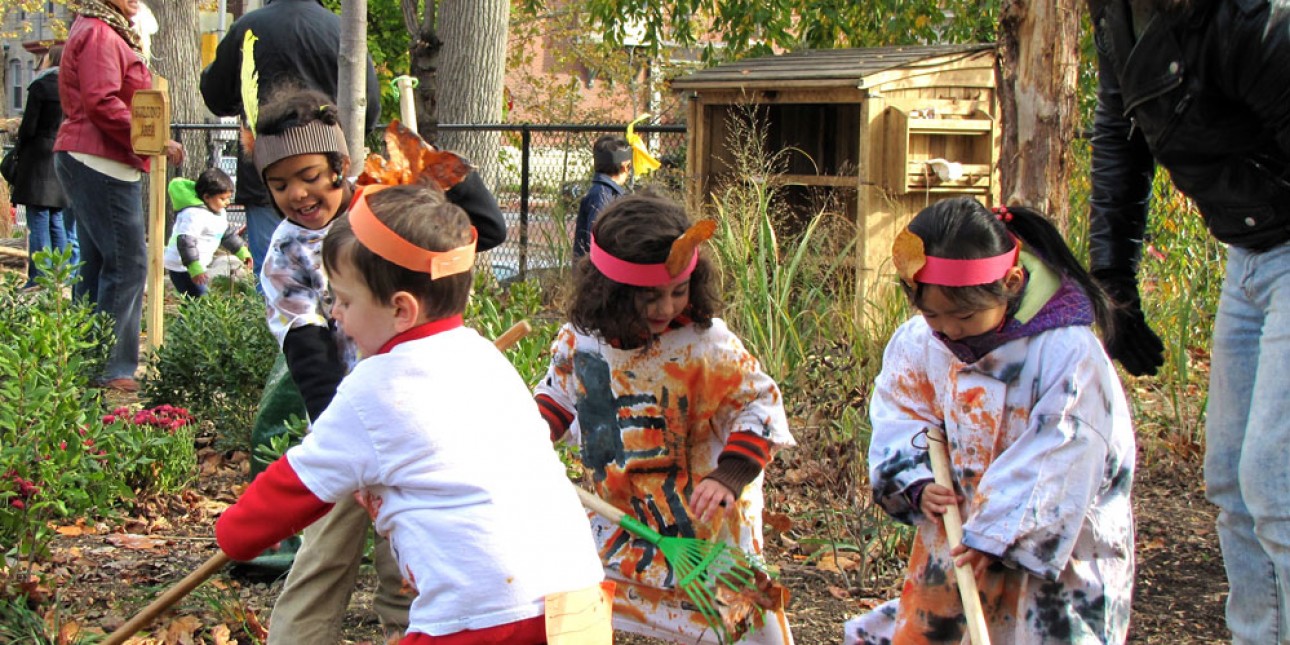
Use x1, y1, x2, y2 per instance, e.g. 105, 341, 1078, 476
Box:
141, 284, 277, 452
97, 404, 198, 493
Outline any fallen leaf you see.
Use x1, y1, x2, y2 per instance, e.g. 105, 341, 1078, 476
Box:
211, 625, 234, 645
107, 534, 166, 551
163, 614, 201, 644
762, 511, 793, 535
827, 585, 851, 600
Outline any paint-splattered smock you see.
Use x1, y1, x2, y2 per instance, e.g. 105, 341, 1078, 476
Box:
848, 317, 1135, 645
535, 319, 797, 644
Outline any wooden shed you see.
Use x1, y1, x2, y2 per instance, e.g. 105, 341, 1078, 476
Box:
671, 44, 1000, 299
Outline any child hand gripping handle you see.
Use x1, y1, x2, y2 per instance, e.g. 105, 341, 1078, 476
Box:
925, 425, 992, 645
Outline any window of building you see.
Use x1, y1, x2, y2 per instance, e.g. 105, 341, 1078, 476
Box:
10, 60, 23, 111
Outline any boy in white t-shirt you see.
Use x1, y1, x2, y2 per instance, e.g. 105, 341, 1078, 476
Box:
163, 168, 252, 297
215, 183, 609, 644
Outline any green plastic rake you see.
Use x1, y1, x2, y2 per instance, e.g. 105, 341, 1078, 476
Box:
574, 487, 769, 643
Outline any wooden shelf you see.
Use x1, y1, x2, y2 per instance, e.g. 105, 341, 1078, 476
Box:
883, 106, 995, 195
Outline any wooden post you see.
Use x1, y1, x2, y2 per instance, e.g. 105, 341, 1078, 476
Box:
131, 76, 171, 351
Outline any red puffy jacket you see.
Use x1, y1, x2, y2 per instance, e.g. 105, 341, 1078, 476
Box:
54, 16, 152, 172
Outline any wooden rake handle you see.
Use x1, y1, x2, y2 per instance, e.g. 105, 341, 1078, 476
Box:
574, 486, 627, 524
926, 426, 992, 645
102, 551, 231, 645
103, 320, 534, 644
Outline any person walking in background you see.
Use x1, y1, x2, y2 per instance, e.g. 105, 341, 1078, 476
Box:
11, 45, 76, 289
1086, 1, 1290, 641
164, 167, 250, 298
572, 134, 631, 257
199, 0, 381, 287
54, 0, 183, 394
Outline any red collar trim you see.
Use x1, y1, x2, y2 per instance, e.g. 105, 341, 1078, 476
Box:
376, 315, 464, 355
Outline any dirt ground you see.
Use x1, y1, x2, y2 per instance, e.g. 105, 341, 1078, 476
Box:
30, 417, 1226, 644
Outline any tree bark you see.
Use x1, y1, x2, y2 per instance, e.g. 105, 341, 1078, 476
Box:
151, 1, 207, 181
996, 0, 1082, 228
339, 0, 371, 165
434, 0, 510, 185
407, 0, 441, 143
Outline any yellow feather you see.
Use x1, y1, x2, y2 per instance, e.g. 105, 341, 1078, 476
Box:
240, 30, 260, 134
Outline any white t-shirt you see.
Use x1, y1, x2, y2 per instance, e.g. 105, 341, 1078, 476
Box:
286, 325, 604, 637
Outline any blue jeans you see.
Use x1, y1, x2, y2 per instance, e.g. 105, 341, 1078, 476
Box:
1205, 242, 1290, 644
244, 203, 281, 287
168, 270, 207, 298
24, 207, 68, 286
53, 152, 145, 382
64, 210, 80, 269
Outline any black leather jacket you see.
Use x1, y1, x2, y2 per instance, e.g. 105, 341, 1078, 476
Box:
1088, 0, 1290, 276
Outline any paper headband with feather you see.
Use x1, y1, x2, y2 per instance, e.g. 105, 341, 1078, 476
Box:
590, 219, 717, 287
347, 120, 478, 279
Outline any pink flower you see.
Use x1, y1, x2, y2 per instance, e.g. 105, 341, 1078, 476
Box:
11, 499, 25, 510
113, 406, 130, 416
59, 441, 67, 450
83, 439, 95, 448
102, 414, 116, 424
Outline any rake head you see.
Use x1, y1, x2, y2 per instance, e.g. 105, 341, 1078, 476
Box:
660, 535, 786, 644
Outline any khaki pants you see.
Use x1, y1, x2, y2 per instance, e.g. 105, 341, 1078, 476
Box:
267, 495, 411, 644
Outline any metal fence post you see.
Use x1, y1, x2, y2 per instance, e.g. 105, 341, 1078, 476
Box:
519, 125, 530, 280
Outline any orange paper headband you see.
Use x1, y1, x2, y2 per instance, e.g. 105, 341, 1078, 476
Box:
348, 185, 476, 280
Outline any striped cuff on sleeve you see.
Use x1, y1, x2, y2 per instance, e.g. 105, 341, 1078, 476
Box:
535, 393, 575, 443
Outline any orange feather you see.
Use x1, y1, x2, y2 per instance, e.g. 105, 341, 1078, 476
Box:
666, 220, 718, 277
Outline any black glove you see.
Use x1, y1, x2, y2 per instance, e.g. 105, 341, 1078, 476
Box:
1093, 269, 1164, 377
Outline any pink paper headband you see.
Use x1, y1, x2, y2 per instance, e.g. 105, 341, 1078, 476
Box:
915, 238, 1020, 287
589, 236, 698, 287
349, 185, 476, 280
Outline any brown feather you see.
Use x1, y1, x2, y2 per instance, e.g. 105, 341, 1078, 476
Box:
666, 220, 717, 277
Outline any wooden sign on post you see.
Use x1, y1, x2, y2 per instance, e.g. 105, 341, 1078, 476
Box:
131, 76, 170, 351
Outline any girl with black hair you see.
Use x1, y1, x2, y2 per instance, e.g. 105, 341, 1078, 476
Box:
847, 196, 1135, 644
535, 193, 797, 643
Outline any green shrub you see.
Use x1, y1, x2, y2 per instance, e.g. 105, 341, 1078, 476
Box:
97, 404, 198, 493
141, 284, 276, 451
0, 254, 120, 562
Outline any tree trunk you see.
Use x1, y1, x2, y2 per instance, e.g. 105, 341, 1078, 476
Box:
434, 0, 510, 185
151, 1, 207, 181
996, 0, 1082, 227
338, 0, 371, 164
406, 0, 441, 143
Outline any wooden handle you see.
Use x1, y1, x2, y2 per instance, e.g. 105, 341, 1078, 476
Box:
103, 551, 231, 645
493, 320, 532, 351
926, 426, 992, 645
574, 486, 626, 525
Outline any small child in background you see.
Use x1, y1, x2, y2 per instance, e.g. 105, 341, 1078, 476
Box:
845, 196, 1135, 644
217, 183, 607, 644
163, 168, 250, 297
535, 193, 797, 644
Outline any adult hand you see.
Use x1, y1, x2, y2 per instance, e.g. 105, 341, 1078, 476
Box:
193, 272, 210, 286
1093, 270, 1165, 377
164, 139, 185, 167
690, 477, 735, 524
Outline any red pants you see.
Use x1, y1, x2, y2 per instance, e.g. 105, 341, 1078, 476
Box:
400, 615, 546, 644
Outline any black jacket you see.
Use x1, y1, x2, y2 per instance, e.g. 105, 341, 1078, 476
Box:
11, 69, 66, 210
1088, 0, 1290, 277
200, 0, 381, 207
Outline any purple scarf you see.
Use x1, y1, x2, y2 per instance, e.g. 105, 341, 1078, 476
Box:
935, 276, 1095, 364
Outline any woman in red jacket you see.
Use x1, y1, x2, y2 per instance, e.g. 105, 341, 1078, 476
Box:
53, 0, 182, 392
